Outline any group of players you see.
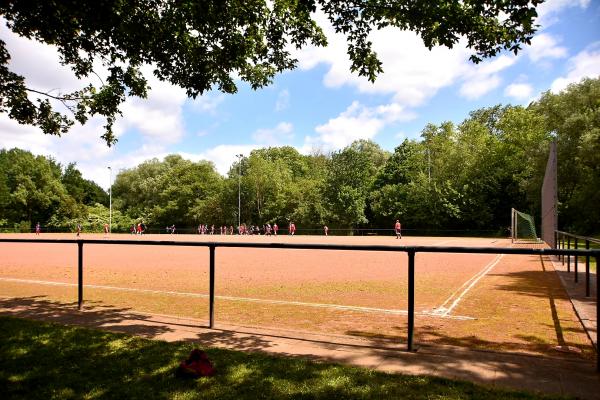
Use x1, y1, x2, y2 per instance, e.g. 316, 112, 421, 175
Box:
130, 222, 146, 234
33, 219, 402, 238
194, 222, 287, 236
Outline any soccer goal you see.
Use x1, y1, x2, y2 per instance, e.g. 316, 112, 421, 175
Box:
511, 208, 541, 243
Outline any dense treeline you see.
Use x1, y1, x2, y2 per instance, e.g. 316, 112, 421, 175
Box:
1, 78, 598, 235
0, 149, 108, 232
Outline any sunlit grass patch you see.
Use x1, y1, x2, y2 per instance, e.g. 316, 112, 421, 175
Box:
0, 316, 572, 399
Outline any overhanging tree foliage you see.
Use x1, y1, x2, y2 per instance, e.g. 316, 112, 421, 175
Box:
1, 0, 542, 145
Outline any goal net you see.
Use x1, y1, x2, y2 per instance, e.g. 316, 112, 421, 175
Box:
511, 208, 540, 243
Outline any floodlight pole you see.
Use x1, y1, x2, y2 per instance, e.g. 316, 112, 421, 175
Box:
108, 166, 112, 234
237, 154, 243, 229
511, 208, 515, 243
427, 148, 431, 183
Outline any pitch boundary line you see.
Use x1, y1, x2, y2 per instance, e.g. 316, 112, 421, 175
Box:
431, 238, 464, 246
0, 277, 475, 320
431, 253, 504, 317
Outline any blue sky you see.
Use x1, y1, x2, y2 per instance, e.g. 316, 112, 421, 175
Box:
1, 0, 599, 189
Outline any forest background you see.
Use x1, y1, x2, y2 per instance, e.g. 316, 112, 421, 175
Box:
1, 78, 598, 236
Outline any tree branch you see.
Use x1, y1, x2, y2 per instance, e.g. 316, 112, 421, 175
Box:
92, 70, 105, 86
25, 87, 90, 101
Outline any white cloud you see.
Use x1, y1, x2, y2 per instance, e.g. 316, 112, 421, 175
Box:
294, 12, 471, 108
460, 75, 501, 100
185, 144, 259, 175
1, 112, 251, 185
104, 144, 260, 179
303, 101, 415, 151
504, 83, 534, 100
375, 103, 417, 123
551, 42, 600, 93
295, 10, 516, 149
275, 89, 290, 111
295, 9, 524, 106
459, 75, 501, 100
0, 113, 118, 189
189, 92, 225, 114
252, 122, 294, 145
536, 0, 591, 28
115, 66, 188, 144
312, 102, 384, 149
0, 117, 54, 156
527, 33, 567, 62
459, 55, 516, 99
293, 2, 594, 105
1, 21, 89, 93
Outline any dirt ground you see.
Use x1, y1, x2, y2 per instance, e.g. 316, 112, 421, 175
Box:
0, 233, 593, 360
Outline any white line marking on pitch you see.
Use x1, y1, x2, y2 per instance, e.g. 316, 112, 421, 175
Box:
0, 277, 475, 320
430, 253, 504, 317
430, 238, 463, 246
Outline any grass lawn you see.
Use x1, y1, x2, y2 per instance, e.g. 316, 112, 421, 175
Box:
0, 317, 570, 400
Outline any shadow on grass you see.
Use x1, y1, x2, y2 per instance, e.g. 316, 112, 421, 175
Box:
0, 296, 597, 399
1, 316, 560, 400
340, 326, 597, 399
0, 296, 174, 338
345, 326, 593, 361
0, 296, 278, 354
486, 255, 596, 316
486, 256, 571, 300
488, 256, 596, 351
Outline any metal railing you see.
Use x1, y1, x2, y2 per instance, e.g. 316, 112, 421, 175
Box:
555, 231, 600, 297
1, 237, 598, 371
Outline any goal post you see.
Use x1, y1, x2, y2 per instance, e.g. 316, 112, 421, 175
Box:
511, 208, 540, 243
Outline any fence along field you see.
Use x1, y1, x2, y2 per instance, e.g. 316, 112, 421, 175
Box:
0, 233, 594, 361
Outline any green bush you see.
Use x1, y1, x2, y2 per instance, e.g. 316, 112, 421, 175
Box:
15, 220, 31, 233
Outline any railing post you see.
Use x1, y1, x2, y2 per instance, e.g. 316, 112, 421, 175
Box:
585, 240, 590, 297
209, 245, 215, 329
567, 237, 571, 272
407, 250, 416, 352
554, 231, 558, 250
77, 241, 83, 310
575, 238, 579, 283
561, 235, 565, 264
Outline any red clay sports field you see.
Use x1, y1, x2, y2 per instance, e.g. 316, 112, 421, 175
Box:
0, 233, 593, 360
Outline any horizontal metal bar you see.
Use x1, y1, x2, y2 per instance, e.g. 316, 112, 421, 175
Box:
556, 230, 600, 245
1, 238, 599, 257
